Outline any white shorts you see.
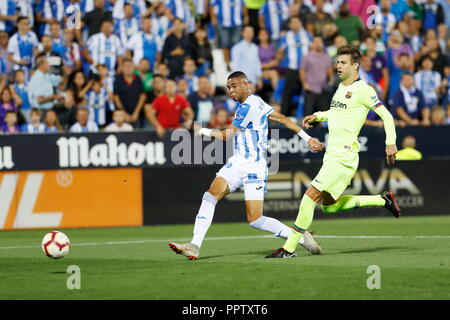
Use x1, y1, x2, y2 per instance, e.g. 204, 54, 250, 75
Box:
216, 156, 268, 201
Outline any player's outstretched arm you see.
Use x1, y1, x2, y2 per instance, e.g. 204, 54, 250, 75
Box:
373, 105, 398, 165
198, 124, 238, 141
302, 110, 330, 128
268, 110, 324, 152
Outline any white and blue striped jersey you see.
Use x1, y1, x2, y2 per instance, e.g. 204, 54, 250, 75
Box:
36, 0, 65, 36
86, 32, 124, 73
16, 0, 34, 26
7, 31, 39, 69
69, 121, 99, 133
166, 0, 196, 34
114, 17, 141, 47
151, 13, 170, 40
279, 29, 312, 70
20, 123, 46, 133
231, 94, 274, 163
112, 0, 146, 20
0, 0, 16, 32
86, 88, 111, 126
415, 70, 441, 104
194, 0, 206, 15
210, 0, 244, 27
259, 0, 289, 41
126, 31, 162, 68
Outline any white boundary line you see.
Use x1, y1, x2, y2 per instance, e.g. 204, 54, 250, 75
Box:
0, 234, 450, 250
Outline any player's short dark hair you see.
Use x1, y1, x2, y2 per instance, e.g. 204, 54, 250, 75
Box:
17, 16, 29, 24
337, 45, 362, 65
227, 71, 248, 82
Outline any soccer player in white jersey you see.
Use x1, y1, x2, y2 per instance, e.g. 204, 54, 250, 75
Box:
168, 71, 324, 260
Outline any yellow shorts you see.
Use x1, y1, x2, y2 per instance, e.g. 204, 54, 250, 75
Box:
310, 151, 359, 200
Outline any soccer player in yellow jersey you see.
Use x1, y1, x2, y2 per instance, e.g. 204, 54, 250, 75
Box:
266, 46, 402, 258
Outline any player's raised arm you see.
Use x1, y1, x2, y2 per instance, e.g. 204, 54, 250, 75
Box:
198, 124, 238, 141
268, 110, 324, 152
373, 104, 398, 165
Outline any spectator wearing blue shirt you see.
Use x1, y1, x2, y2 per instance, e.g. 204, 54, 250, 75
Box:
422, 0, 445, 31
210, 0, 248, 69
392, 73, 431, 126
276, 15, 312, 116
390, 0, 409, 22
12, 70, 31, 122
21, 108, 46, 133
28, 56, 63, 111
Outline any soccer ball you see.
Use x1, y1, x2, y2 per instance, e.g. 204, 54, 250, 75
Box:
41, 231, 71, 259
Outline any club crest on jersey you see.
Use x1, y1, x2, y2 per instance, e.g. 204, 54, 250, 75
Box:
345, 91, 353, 99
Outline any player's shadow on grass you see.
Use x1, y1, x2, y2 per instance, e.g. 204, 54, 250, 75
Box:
330, 246, 410, 255
200, 250, 271, 260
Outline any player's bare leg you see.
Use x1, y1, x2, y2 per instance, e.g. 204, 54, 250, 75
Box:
168, 177, 229, 260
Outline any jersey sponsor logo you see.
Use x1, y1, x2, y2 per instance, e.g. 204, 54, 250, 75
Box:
330, 99, 347, 109
345, 91, 353, 99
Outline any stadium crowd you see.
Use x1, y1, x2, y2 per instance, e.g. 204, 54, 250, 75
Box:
1, 0, 450, 135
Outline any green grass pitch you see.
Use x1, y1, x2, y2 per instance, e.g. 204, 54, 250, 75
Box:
0, 215, 449, 300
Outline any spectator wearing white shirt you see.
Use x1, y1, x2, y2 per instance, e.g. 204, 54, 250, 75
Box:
70, 107, 99, 133
83, 20, 124, 77
7, 16, 39, 81
415, 55, 442, 108
231, 25, 263, 90
126, 16, 162, 70
104, 109, 134, 132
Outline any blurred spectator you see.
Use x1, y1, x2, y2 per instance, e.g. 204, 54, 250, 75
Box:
35, 0, 65, 37
112, 0, 147, 20
83, 0, 113, 37
190, 27, 213, 76
178, 58, 199, 95
21, 108, 45, 133
162, 18, 191, 79
69, 107, 99, 132
414, 55, 441, 108
359, 54, 382, 93
176, 77, 189, 97
86, 77, 112, 127
392, 73, 430, 126
48, 22, 65, 57
0, 87, 21, 128
210, 0, 248, 69
396, 135, 422, 160
126, 16, 162, 70
258, 0, 290, 42
43, 109, 62, 132
113, 58, 146, 124
61, 28, 81, 76
7, 16, 39, 81
361, 36, 389, 100
188, 75, 215, 124
277, 16, 312, 116
327, 34, 348, 59
407, 0, 423, 21
166, 0, 196, 34
387, 51, 414, 104
390, 0, 409, 22
373, 0, 397, 43
300, 36, 333, 117
308, 0, 335, 41
11, 70, 30, 122
0, 0, 18, 34
245, 0, 265, 38
84, 20, 124, 78
430, 104, 447, 125
66, 70, 90, 109
291, 0, 312, 25
258, 28, 279, 90
38, 35, 63, 76
114, 3, 140, 47
28, 56, 63, 111
209, 108, 231, 129
135, 58, 154, 103
148, 79, 194, 138
231, 25, 263, 89
1, 111, 19, 133
0, 31, 10, 76
147, 73, 166, 103
334, 2, 364, 46
156, 62, 170, 79
104, 109, 134, 132
422, 0, 444, 32
416, 38, 449, 77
